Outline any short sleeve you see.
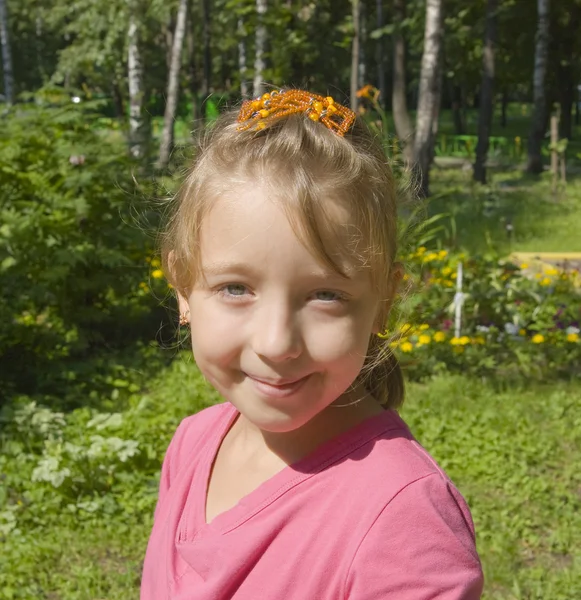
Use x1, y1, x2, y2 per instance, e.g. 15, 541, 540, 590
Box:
344, 474, 484, 600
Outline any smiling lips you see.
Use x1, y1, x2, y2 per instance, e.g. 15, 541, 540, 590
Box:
246, 374, 311, 398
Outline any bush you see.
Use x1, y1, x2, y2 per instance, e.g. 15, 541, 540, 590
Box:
392, 249, 581, 382
0, 98, 166, 404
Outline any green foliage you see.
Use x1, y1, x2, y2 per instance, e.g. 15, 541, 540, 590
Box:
392, 249, 581, 382
0, 355, 219, 599
1, 358, 579, 599
0, 98, 163, 403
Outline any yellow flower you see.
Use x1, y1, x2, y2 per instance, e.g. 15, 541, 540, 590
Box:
519, 329, 526, 336
531, 334, 545, 344
539, 277, 552, 286
451, 336, 470, 346
441, 266, 452, 276
567, 333, 579, 343
419, 324, 430, 331
418, 334, 431, 345
417, 246, 426, 255
403, 273, 410, 281
151, 269, 164, 279
151, 258, 161, 268
520, 262, 529, 270
400, 341, 413, 353
472, 336, 485, 345
438, 250, 448, 260
544, 267, 558, 276
423, 252, 439, 263
433, 331, 446, 343
356, 84, 380, 101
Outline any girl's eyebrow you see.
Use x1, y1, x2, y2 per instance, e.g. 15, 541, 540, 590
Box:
203, 260, 359, 281
202, 261, 260, 278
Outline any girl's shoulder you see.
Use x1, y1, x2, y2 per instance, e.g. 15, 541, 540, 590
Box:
164, 402, 233, 476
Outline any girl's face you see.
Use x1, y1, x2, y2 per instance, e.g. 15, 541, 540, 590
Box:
180, 182, 383, 433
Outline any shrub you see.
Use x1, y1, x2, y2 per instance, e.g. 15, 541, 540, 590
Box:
0, 98, 165, 404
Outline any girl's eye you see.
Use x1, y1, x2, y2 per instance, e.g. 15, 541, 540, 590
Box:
218, 284, 249, 298
313, 290, 345, 303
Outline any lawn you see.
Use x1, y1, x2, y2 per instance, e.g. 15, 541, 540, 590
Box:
2, 355, 579, 599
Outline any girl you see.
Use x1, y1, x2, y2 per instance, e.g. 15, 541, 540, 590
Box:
141, 89, 483, 599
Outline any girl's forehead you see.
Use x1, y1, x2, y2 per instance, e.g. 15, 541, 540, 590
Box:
199, 185, 369, 274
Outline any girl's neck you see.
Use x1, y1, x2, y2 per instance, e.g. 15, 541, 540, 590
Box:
229, 391, 385, 467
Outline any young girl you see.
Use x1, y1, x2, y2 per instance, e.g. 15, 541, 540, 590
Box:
141, 89, 483, 599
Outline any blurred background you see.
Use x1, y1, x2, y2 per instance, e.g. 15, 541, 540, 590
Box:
1, 0, 580, 598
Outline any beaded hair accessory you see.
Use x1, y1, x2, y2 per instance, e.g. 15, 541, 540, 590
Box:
237, 89, 356, 137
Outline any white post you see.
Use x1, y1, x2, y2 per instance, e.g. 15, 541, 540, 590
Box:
454, 261, 464, 338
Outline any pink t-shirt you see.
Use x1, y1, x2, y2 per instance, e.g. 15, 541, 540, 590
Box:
141, 402, 483, 599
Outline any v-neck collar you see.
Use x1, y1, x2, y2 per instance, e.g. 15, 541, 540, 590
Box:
179, 402, 406, 541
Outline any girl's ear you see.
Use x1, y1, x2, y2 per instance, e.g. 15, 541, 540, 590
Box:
167, 250, 191, 318
371, 262, 404, 334
177, 292, 190, 316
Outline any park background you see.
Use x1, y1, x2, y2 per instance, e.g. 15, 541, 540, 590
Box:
1, 0, 580, 597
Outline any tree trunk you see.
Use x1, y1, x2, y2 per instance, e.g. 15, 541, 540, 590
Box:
526, 0, 550, 174
451, 84, 465, 134
158, 0, 188, 169
500, 88, 508, 128
350, 0, 360, 112
201, 0, 211, 114
358, 0, 366, 89
392, 0, 413, 163
376, 0, 386, 110
0, 0, 14, 104
127, 7, 147, 159
559, 65, 574, 140
253, 0, 267, 98
413, 0, 444, 197
473, 0, 498, 184
238, 18, 249, 98
187, 15, 200, 127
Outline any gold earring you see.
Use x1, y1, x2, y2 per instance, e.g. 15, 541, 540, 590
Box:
179, 313, 190, 326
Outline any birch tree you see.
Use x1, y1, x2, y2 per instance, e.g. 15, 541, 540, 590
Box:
392, 0, 413, 164
350, 0, 360, 112
158, 0, 189, 169
238, 17, 249, 98
473, 0, 498, 184
253, 0, 267, 98
527, 0, 550, 174
0, 0, 14, 103
127, 3, 147, 159
413, 0, 444, 196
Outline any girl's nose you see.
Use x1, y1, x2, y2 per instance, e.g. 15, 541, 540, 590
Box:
251, 303, 303, 362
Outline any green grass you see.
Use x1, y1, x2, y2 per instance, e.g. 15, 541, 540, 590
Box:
4, 356, 579, 599
428, 167, 581, 254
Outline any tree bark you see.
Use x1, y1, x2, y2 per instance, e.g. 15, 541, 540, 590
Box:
350, 0, 360, 112
451, 84, 465, 134
413, 0, 444, 196
558, 65, 574, 140
127, 6, 147, 159
253, 0, 267, 98
238, 17, 249, 98
201, 0, 211, 113
473, 0, 498, 184
526, 0, 550, 174
376, 0, 386, 110
500, 88, 508, 128
0, 0, 14, 104
392, 0, 413, 163
358, 0, 366, 90
158, 0, 189, 169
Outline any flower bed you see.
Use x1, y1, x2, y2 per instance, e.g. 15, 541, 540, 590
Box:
391, 249, 581, 382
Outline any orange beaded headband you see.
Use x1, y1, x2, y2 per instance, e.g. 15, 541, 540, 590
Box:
237, 89, 356, 137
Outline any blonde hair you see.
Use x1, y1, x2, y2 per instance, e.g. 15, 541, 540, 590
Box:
162, 99, 405, 409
